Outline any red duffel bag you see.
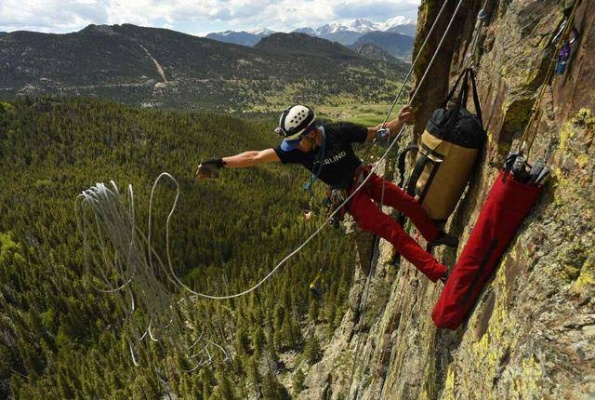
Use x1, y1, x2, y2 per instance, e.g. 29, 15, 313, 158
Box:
432, 170, 543, 330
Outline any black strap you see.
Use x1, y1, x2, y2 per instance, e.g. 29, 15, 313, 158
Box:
442, 68, 484, 131
406, 149, 430, 197
407, 143, 444, 202
443, 69, 468, 108
416, 155, 442, 205
447, 77, 467, 131
467, 68, 484, 127
396, 144, 419, 188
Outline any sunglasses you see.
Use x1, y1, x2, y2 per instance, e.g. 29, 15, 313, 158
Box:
274, 125, 316, 139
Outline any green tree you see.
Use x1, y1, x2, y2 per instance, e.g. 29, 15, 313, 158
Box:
303, 334, 322, 365
262, 371, 290, 400
292, 368, 306, 395
211, 370, 236, 400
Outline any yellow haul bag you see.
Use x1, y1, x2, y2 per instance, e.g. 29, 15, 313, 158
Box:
405, 68, 486, 222
412, 131, 479, 221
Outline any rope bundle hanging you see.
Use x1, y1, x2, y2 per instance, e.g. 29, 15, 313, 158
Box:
76, 175, 230, 368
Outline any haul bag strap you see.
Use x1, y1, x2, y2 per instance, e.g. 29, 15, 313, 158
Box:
397, 144, 418, 188
443, 68, 469, 108
442, 68, 484, 131
412, 143, 444, 203
405, 143, 444, 199
416, 157, 443, 205
467, 68, 484, 127
406, 150, 429, 197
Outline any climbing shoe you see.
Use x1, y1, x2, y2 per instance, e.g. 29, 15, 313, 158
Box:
430, 231, 459, 248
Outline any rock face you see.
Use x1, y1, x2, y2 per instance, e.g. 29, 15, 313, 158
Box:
298, 1, 595, 399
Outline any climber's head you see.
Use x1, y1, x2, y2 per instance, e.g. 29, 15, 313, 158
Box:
275, 105, 317, 151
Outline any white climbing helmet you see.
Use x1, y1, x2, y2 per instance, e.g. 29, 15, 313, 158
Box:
276, 105, 316, 141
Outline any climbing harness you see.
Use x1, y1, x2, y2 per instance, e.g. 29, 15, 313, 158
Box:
324, 188, 347, 228
323, 164, 372, 228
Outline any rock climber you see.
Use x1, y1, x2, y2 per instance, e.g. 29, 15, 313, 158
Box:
196, 104, 458, 282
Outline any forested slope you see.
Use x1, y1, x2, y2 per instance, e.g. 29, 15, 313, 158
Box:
0, 24, 406, 111
0, 98, 357, 398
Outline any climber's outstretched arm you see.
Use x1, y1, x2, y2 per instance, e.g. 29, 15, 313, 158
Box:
221, 148, 281, 168
196, 148, 280, 179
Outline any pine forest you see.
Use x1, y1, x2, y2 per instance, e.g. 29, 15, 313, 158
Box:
0, 97, 359, 398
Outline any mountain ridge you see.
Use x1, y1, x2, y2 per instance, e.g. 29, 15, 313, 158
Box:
206, 17, 417, 59
254, 32, 361, 59
350, 31, 414, 60
0, 23, 409, 110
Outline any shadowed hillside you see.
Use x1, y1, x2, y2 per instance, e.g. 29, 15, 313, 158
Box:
0, 97, 357, 398
0, 24, 407, 111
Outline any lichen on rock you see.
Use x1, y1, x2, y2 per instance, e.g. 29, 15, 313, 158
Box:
298, 1, 595, 399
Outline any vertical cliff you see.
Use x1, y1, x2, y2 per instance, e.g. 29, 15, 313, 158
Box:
297, 0, 594, 399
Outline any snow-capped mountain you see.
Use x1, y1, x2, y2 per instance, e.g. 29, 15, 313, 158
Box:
296, 17, 416, 45
306, 17, 416, 36
205, 17, 416, 60
293, 27, 317, 37
317, 18, 379, 35
247, 28, 276, 36
380, 16, 416, 31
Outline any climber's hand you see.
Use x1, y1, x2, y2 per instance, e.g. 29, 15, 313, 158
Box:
195, 159, 224, 180
398, 105, 414, 125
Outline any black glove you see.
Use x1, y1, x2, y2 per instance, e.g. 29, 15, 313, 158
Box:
195, 158, 225, 179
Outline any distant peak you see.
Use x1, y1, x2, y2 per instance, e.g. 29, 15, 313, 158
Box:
385, 16, 416, 26
80, 24, 119, 36
248, 28, 276, 36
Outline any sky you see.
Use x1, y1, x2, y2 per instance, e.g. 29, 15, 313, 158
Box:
0, 0, 421, 37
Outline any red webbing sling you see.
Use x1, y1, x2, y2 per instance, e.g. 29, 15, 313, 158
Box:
432, 170, 543, 330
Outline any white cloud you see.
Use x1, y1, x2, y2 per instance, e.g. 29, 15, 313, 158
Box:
0, 0, 420, 35
0, 0, 108, 32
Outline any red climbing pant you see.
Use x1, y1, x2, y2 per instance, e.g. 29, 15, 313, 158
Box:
346, 172, 446, 282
